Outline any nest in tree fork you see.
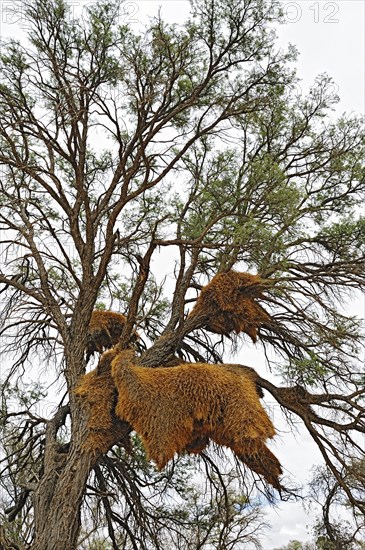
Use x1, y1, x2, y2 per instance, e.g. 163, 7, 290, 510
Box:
111, 350, 282, 489
86, 310, 136, 360
190, 271, 271, 342
74, 353, 130, 453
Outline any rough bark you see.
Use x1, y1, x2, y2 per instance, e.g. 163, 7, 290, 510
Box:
33, 450, 93, 550
31, 342, 97, 550
32, 393, 94, 550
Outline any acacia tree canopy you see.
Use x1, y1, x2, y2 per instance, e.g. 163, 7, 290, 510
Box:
0, 0, 364, 548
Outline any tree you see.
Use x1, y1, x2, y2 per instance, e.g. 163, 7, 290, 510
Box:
0, 0, 364, 548
75, 441, 268, 550
308, 458, 365, 549
273, 541, 314, 550
273, 533, 365, 550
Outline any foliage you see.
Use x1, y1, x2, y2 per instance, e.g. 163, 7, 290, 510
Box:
79, 438, 268, 550
273, 541, 315, 550
308, 460, 365, 549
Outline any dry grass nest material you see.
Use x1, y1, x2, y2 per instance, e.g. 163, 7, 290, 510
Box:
86, 310, 136, 360
190, 271, 271, 342
76, 349, 282, 489
75, 352, 130, 453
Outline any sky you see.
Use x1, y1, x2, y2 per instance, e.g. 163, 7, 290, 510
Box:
0, 0, 364, 548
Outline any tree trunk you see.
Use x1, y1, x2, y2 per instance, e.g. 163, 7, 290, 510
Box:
33, 449, 94, 550
32, 382, 97, 550
32, 346, 97, 550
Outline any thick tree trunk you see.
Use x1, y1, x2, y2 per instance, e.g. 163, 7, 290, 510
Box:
33, 449, 94, 550
32, 341, 98, 550
32, 390, 97, 550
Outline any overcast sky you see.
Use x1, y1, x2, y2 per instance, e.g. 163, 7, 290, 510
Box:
0, 0, 364, 547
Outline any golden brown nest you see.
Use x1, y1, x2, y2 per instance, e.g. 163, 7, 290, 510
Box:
86, 310, 133, 360
76, 349, 282, 489
190, 271, 271, 342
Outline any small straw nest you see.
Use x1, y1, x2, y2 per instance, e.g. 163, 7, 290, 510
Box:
190, 271, 271, 342
86, 310, 135, 360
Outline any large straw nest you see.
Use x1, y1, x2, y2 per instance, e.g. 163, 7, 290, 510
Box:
190, 271, 270, 342
111, 350, 282, 488
75, 348, 282, 488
